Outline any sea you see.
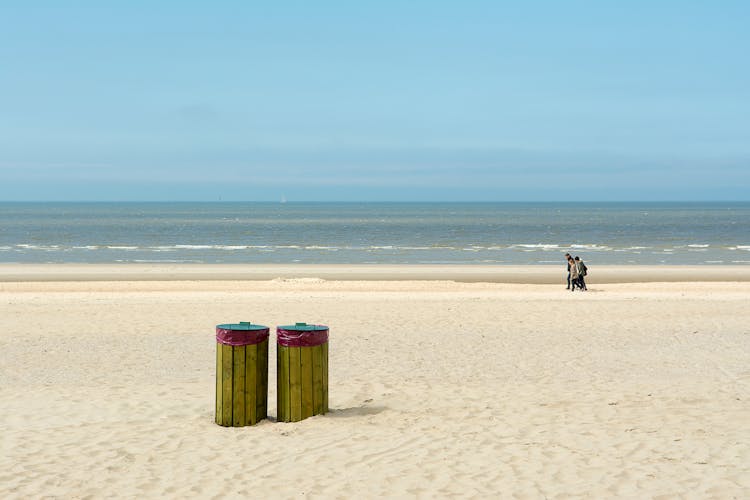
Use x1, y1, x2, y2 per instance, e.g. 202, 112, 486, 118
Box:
1, 202, 748, 265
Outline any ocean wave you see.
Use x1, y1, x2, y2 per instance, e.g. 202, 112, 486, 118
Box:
6, 242, 750, 264
15, 244, 62, 251
515, 244, 561, 249
119, 259, 204, 263
304, 246, 339, 251
568, 244, 611, 250
513, 243, 613, 252
0, 243, 709, 255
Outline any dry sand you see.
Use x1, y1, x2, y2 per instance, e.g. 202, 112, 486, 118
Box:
1, 266, 749, 498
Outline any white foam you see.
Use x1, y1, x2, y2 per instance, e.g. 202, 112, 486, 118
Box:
15, 244, 61, 251
129, 259, 203, 263
569, 244, 611, 250
515, 244, 560, 250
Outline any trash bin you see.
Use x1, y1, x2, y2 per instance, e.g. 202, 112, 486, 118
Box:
215, 322, 269, 426
277, 323, 329, 422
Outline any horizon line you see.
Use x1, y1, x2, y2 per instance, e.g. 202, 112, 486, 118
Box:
1, 200, 749, 204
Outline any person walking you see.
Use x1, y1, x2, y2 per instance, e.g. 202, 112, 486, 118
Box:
564, 253, 572, 289
568, 255, 579, 291
575, 256, 588, 291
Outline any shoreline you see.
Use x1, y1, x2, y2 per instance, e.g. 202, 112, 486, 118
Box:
2, 263, 750, 283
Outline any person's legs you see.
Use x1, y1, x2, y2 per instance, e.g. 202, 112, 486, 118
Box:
567, 272, 571, 289
579, 276, 587, 290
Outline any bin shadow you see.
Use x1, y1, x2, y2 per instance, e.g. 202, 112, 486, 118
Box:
325, 405, 386, 418
265, 405, 385, 422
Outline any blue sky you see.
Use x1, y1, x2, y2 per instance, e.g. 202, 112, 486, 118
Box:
1, 1, 748, 201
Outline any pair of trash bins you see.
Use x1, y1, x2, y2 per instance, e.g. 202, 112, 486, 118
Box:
215, 321, 329, 427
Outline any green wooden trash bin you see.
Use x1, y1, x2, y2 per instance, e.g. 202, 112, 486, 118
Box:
277, 323, 329, 422
215, 322, 269, 426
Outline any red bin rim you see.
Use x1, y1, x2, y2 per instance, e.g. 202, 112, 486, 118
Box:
277, 323, 329, 347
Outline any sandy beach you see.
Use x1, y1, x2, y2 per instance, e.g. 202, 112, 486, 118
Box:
1, 265, 749, 498
4, 263, 750, 283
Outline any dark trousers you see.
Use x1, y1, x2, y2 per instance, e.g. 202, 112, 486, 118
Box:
567, 272, 571, 288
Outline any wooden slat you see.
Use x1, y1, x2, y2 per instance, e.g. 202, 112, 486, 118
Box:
233, 345, 246, 426
245, 343, 257, 425
312, 344, 324, 415
215, 343, 222, 425
276, 345, 283, 421
301, 347, 314, 419
221, 343, 234, 426
322, 342, 329, 413
288, 346, 302, 422
257, 339, 268, 420
278, 345, 290, 422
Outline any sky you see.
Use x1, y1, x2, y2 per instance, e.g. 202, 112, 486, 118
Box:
0, 1, 748, 201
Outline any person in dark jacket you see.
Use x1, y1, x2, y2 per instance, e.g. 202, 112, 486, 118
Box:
574, 256, 588, 291
565, 253, 572, 289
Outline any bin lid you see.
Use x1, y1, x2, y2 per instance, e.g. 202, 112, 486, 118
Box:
216, 321, 268, 331
277, 322, 328, 331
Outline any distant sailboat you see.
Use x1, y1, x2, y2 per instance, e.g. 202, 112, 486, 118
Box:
280, 194, 287, 204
